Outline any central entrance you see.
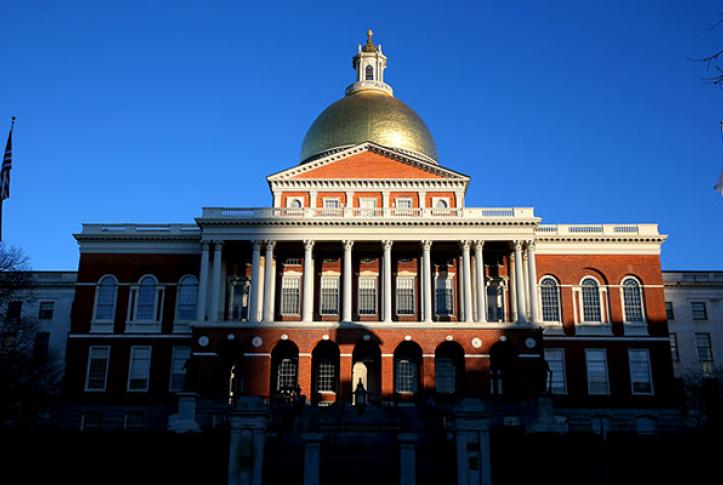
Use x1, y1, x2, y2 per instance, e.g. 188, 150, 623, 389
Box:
352, 340, 381, 402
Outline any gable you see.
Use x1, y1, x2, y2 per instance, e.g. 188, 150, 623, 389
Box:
292, 151, 444, 179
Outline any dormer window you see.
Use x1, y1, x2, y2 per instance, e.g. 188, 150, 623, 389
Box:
365, 65, 374, 80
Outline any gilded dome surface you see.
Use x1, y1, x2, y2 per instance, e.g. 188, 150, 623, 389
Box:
300, 90, 438, 164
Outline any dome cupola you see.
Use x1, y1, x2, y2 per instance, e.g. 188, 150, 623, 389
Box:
300, 31, 438, 164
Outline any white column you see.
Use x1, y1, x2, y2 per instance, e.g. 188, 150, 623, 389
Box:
522, 249, 530, 319
249, 241, 262, 322
526, 241, 540, 324
461, 241, 473, 323
309, 191, 318, 209
262, 240, 276, 322
422, 240, 433, 323
474, 241, 487, 323
382, 191, 390, 209
514, 241, 527, 323
196, 241, 210, 322
383, 240, 393, 322
509, 250, 517, 322
302, 240, 315, 322
343, 240, 354, 322
210, 240, 223, 322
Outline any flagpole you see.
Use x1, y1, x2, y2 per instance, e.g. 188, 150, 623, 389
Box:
0, 116, 15, 242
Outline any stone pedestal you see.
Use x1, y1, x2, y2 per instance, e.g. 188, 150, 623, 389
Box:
303, 433, 323, 485
227, 397, 269, 485
450, 399, 492, 485
168, 392, 200, 433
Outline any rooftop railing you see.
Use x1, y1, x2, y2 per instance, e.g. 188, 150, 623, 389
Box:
201, 207, 536, 219
536, 224, 660, 236
81, 223, 200, 235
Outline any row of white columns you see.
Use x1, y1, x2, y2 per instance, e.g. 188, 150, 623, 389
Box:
196, 239, 540, 324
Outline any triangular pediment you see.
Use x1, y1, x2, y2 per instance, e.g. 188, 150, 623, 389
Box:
267, 143, 469, 182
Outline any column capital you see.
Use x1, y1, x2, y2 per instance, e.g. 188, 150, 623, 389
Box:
526, 240, 536, 251
459, 240, 472, 251
421, 240, 433, 251
264, 240, 276, 250
343, 240, 354, 251
251, 240, 262, 250
213, 240, 225, 249
303, 240, 315, 251
474, 240, 485, 252
201, 241, 211, 251
514, 240, 524, 252
382, 240, 394, 251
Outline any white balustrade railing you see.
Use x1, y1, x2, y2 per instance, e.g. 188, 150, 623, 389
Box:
82, 223, 201, 235
201, 206, 536, 220
536, 224, 660, 236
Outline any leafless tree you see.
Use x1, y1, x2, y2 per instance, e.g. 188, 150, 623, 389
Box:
0, 243, 61, 429
691, 13, 723, 87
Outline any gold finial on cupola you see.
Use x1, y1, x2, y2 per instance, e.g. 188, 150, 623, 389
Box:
363, 29, 377, 52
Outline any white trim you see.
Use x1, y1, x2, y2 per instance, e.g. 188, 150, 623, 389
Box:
585, 348, 610, 395
69, 333, 191, 339
169, 345, 192, 392
544, 348, 567, 395
620, 275, 647, 325
90, 274, 118, 333
538, 275, 562, 323
174, 274, 198, 330
544, 336, 669, 341
628, 348, 654, 396
126, 274, 165, 332
243, 352, 272, 357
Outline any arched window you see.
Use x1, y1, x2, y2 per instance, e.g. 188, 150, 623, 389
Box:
365, 65, 374, 80
289, 198, 302, 209
277, 358, 297, 391
136, 276, 158, 321
394, 342, 422, 394
176, 276, 198, 321
435, 342, 464, 394
434, 198, 449, 209
540, 277, 561, 322
581, 277, 602, 322
94, 275, 118, 321
622, 277, 644, 322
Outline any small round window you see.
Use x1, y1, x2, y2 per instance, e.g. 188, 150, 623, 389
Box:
434, 199, 449, 209
289, 199, 302, 209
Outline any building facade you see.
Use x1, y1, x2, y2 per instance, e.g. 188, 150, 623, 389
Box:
62, 32, 680, 483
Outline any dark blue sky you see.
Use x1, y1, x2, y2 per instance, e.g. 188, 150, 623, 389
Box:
1, 0, 721, 270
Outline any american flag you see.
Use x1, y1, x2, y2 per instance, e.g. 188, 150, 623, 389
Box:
715, 169, 723, 197
0, 117, 13, 201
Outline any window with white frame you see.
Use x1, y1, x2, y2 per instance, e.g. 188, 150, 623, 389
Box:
540, 277, 561, 322
628, 349, 653, 395
435, 275, 454, 316
396, 277, 415, 315
320, 276, 340, 315
695, 333, 713, 363
175, 275, 198, 321
38, 301, 55, 320
169, 346, 191, 392
622, 277, 644, 322
580, 277, 602, 322
435, 357, 456, 394
359, 198, 377, 217
544, 349, 567, 394
277, 358, 297, 391
316, 360, 336, 392
691, 302, 707, 320
487, 280, 505, 322
93, 275, 118, 322
395, 359, 418, 393
281, 275, 301, 315
128, 275, 164, 323
358, 276, 377, 315
365, 64, 374, 80
127, 346, 152, 392
323, 198, 340, 209
287, 198, 303, 209
85, 346, 110, 392
585, 349, 609, 395
394, 197, 413, 216
433, 198, 449, 209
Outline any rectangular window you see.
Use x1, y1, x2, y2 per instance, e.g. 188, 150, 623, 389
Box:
169, 346, 191, 392
544, 349, 567, 394
359, 198, 378, 217
316, 361, 336, 393
33, 332, 51, 362
323, 198, 340, 209
665, 302, 674, 320
394, 198, 413, 216
585, 349, 610, 395
395, 359, 418, 393
695, 333, 713, 363
691, 302, 707, 320
85, 346, 110, 392
358, 277, 377, 315
38, 301, 55, 320
629, 349, 654, 395
320, 276, 340, 315
6, 301, 22, 320
127, 346, 152, 392
669, 333, 679, 362
280, 276, 301, 315
435, 277, 454, 316
396, 277, 415, 315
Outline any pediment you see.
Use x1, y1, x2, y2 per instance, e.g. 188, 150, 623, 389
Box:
267, 143, 469, 182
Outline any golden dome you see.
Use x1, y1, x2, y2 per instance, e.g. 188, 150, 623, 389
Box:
300, 90, 438, 164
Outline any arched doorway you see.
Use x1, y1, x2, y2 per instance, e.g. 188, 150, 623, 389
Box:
352, 340, 381, 403
311, 340, 340, 406
435, 341, 465, 396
